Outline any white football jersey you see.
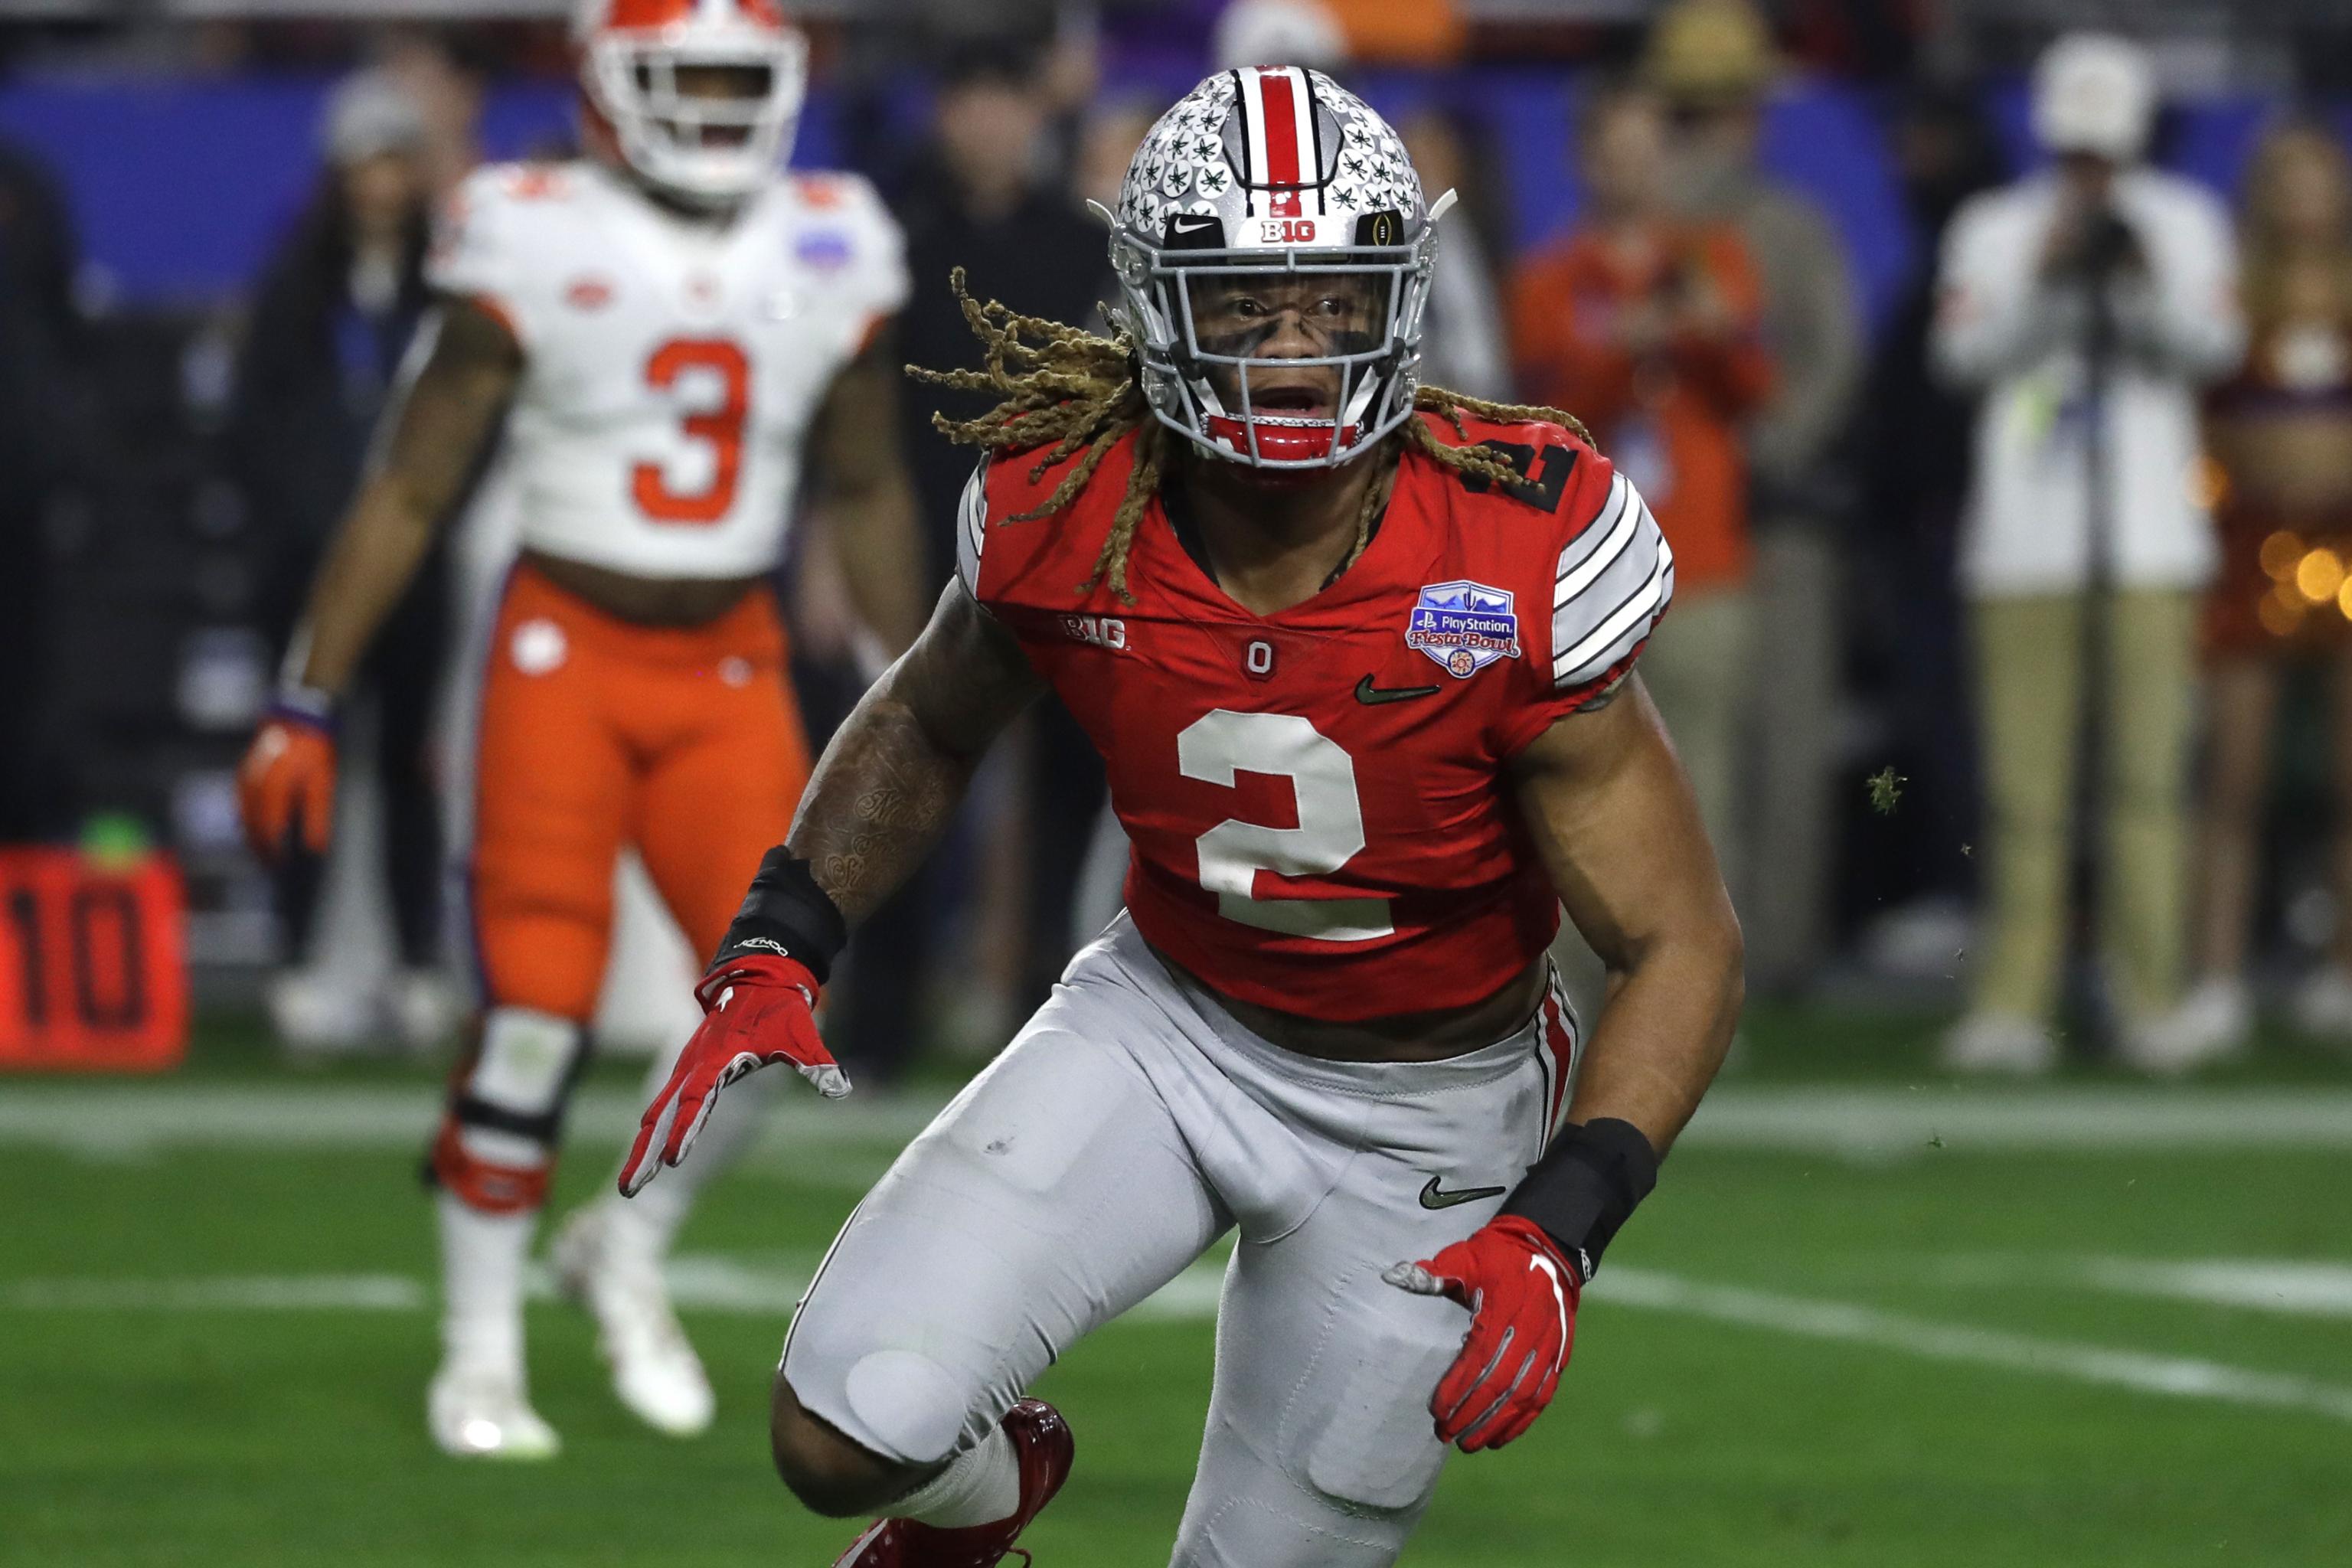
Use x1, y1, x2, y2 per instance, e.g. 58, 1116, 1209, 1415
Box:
426, 158, 909, 580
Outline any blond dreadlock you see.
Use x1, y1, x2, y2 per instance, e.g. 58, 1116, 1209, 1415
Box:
910, 269, 1596, 604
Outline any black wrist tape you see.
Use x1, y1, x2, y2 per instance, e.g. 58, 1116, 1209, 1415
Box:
1498, 1117, 1660, 1285
710, 848, 848, 984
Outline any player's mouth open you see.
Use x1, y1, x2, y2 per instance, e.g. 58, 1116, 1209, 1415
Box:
1249, 384, 1333, 419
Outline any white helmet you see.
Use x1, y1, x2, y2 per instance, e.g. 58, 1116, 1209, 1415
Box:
575, 0, 808, 207
1105, 67, 1448, 469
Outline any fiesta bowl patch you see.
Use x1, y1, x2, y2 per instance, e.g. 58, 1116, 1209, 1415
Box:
1404, 580, 1521, 678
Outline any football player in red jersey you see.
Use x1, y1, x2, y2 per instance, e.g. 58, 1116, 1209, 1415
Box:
622, 67, 1742, 1566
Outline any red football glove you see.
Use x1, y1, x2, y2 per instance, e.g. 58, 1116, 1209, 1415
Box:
237, 706, 337, 861
619, 952, 850, 1197
1383, 1214, 1580, 1452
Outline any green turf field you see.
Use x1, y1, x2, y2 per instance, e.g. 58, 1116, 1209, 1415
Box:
5, 1008, 2351, 1566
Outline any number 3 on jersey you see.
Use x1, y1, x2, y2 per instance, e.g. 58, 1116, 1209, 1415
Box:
633, 337, 748, 524
1177, 710, 1393, 942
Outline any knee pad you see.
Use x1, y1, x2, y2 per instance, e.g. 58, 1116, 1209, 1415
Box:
783, 1309, 982, 1468
838, 1350, 972, 1467
428, 1007, 589, 1214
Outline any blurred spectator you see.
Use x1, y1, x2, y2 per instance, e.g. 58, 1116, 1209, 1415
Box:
227, 70, 454, 1053
1511, 83, 1772, 861
0, 134, 84, 841
1212, 0, 1349, 71
2184, 121, 2352, 1054
828, 36, 1109, 1080
376, 27, 486, 202
1844, 85, 2003, 965
1932, 34, 2243, 1075
1645, 0, 1863, 989
1075, 96, 1157, 213
1400, 106, 1512, 401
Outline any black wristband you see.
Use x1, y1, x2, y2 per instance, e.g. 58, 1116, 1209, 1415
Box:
710, 848, 848, 984
1498, 1117, 1660, 1285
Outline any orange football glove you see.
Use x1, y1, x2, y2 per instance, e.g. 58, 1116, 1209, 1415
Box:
238, 697, 338, 861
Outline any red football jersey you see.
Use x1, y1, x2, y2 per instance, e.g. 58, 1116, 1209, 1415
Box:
958, 410, 1674, 1021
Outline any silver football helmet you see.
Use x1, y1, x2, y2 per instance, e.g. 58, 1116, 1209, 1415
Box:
1102, 67, 1450, 469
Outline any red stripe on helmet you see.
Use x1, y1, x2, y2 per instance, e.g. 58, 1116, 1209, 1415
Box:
603, 0, 697, 28
601, 0, 786, 30
1257, 68, 1303, 218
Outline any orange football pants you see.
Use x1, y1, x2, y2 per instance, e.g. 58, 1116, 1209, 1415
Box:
466, 561, 812, 1021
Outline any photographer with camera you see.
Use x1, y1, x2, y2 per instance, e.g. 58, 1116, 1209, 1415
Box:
1932, 34, 2243, 1075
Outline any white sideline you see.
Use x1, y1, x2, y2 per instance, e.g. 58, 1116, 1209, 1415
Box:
13, 1083, 2352, 1159
1598, 1267, 2352, 1426
11, 1254, 2352, 1427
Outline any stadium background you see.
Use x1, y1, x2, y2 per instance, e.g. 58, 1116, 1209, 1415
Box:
4, 2, 2352, 1564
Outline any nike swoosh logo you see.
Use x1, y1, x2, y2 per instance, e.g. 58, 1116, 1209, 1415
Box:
1419, 1175, 1507, 1210
1173, 214, 1218, 232
1356, 675, 1442, 705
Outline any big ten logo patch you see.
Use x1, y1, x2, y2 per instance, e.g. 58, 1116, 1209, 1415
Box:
0, 848, 188, 1072
1061, 614, 1128, 652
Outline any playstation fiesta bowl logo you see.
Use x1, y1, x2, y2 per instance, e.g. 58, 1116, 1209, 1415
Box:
1404, 580, 1521, 678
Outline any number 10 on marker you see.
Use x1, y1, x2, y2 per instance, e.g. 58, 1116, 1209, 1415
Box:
0, 848, 188, 1072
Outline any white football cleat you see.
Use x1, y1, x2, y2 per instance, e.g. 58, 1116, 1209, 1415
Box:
2117, 980, 2250, 1076
387, 968, 462, 1054
428, 1360, 561, 1461
1939, 1011, 2058, 1076
2291, 965, 2352, 1044
266, 970, 373, 1058
551, 1204, 715, 1437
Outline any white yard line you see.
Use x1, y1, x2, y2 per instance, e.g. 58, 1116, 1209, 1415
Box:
1937, 1256, 2352, 1320
0, 1274, 430, 1312
12, 1251, 2352, 1429
1599, 1267, 2352, 1425
0, 1085, 941, 1160
0, 1251, 1236, 1322
1678, 1086, 2352, 1158
2077, 1258, 2352, 1318
12, 1083, 2352, 1159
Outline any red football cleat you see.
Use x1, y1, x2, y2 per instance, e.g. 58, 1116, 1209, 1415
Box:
831, 1399, 1074, 1567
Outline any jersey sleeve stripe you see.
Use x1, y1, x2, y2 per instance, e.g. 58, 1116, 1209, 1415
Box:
1553, 534, 1674, 688
1553, 474, 1636, 607
954, 462, 988, 596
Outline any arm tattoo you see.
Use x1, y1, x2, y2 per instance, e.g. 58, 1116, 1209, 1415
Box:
786, 584, 1041, 924
791, 696, 962, 918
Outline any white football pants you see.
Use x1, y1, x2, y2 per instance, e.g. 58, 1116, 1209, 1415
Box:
781, 914, 1577, 1566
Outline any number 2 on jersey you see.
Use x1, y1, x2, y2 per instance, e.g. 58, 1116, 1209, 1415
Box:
633, 337, 748, 525
1177, 710, 1393, 942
